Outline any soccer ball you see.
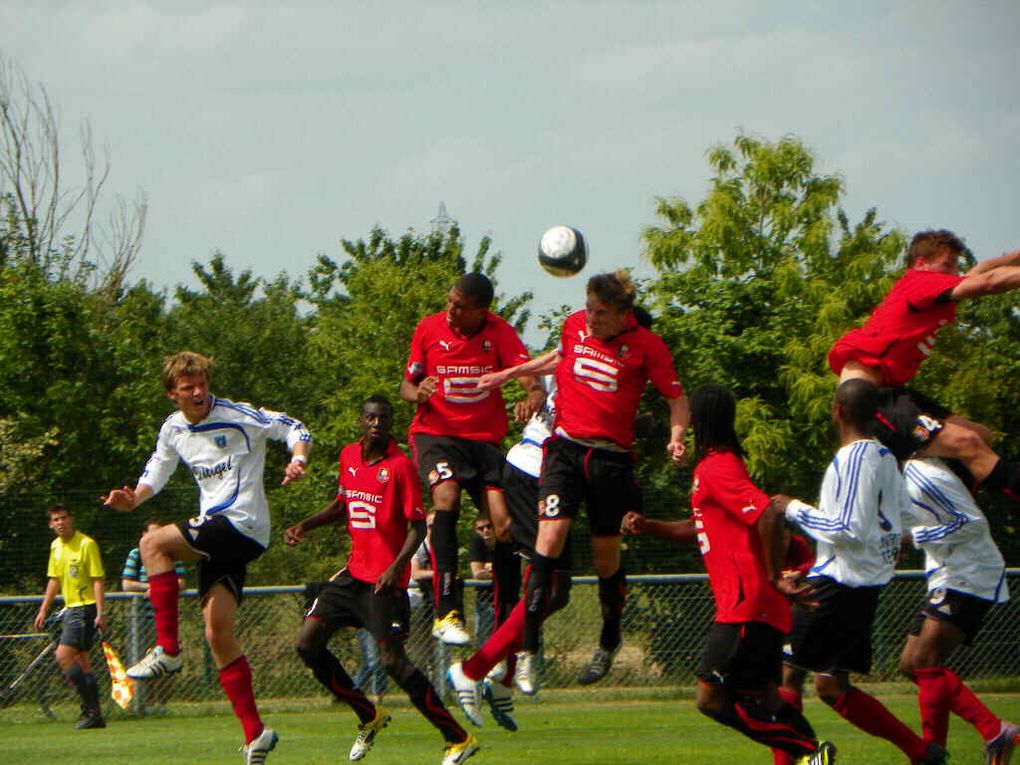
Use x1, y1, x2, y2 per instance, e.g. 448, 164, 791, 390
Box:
537, 225, 587, 277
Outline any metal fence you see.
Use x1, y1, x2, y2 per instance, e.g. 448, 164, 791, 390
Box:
2, 572, 1018, 722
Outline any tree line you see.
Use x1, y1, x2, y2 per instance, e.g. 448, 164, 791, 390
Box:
2, 98, 1017, 591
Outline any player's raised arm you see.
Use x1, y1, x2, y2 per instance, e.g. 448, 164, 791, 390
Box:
101, 483, 154, 512
666, 394, 690, 464
952, 251, 1020, 300
478, 349, 561, 390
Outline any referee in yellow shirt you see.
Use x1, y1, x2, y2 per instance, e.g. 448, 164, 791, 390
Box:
34, 503, 107, 729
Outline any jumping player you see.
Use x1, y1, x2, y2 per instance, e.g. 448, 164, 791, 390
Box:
829, 230, 1020, 501
625, 384, 835, 765
477, 270, 689, 693
400, 272, 544, 646
285, 396, 478, 765
899, 456, 1018, 764
102, 351, 310, 765
782, 379, 946, 764
34, 504, 107, 730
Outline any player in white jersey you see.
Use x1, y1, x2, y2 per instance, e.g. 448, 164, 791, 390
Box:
898, 457, 1018, 765
782, 379, 946, 765
103, 351, 310, 765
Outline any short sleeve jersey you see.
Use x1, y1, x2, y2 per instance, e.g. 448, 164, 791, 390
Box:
691, 450, 791, 632
554, 310, 684, 449
47, 531, 104, 608
405, 312, 530, 443
338, 439, 426, 588
828, 269, 965, 387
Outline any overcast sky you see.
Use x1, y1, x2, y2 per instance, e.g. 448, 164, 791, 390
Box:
3, 1, 1018, 342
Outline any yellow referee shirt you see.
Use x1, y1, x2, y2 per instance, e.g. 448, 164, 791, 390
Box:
47, 531, 104, 607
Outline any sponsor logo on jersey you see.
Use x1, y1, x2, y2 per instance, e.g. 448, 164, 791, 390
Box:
348, 466, 358, 477
572, 343, 619, 367
192, 456, 234, 482
215, 434, 227, 448
377, 467, 390, 484
439, 340, 453, 351
436, 364, 495, 375
347, 489, 384, 505
741, 503, 757, 514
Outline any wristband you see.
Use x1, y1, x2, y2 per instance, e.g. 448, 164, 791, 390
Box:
290, 455, 307, 466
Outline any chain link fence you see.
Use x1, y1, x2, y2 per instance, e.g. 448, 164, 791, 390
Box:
2, 571, 1017, 722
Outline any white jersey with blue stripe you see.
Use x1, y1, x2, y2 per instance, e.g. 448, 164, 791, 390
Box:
505, 377, 555, 479
787, 438, 910, 587
139, 395, 311, 547
903, 457, 1009, 603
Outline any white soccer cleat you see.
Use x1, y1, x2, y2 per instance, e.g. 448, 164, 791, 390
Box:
242, 727, 278, 765
513, 651, 539, 696
349, 706, 391, 761
441, 734, 479, 765
446, 662, 483, 727
984, 721, 1020, 765
432, 611, 471, 646
486, 659, 508, 683
126, 645, 183, 680
483, 677, 517, 732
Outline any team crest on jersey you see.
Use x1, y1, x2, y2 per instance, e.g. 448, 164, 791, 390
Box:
376, 467, 390, 484
215, 434, 227, 448
69, 564, 79, 578
482, 340, 492, 353
619, 344, 630, 359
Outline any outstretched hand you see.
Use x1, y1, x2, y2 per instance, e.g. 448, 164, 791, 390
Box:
282, 460, 306, 486
620, 511, 647, 536
102, 486, 136, 512
775, 572, 817, 608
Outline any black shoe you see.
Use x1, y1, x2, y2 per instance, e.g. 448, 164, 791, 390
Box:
75, 712, 106, 729
577, 645, 619, 686
914, 742, 947, 765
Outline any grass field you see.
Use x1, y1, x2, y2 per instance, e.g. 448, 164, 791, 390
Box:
3, 688, 1018, 764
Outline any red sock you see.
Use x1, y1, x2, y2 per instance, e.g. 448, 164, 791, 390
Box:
915, 667, 952, 745
219, 656, 263, 745
462, 600, 525, 681
772, 688, 804, 764
926, 667, 1001, 741
833, 687, 928, 761
148, 571, 180, 655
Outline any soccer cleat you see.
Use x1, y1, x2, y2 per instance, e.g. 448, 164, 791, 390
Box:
486, 659, 508, 683
74, 710, 106, 729
349, 706, 391, 761
915, 742, 948, 765
576, 644, 619, 686
432, 611, 471, 646
514, 651, 539, 696
985, 721, 1020, 765
242, 727, 278, 765
483, 677, 517, 732
126, 645, 183, 680
796, 741, 837, 765
447, 662, 483, 727
441, 734, 479, 765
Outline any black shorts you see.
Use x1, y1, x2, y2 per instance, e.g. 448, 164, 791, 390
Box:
696, 621, 784, 691
785, 577, 881, 675
503, 461, 575, 569
412, 434, 504, 502
870, 387, 950, 461
305, 569, 411, 642
177, 515, 266, 605
907, 588, 994, 645
537, 436, 642, 537
59, 604, 98, 651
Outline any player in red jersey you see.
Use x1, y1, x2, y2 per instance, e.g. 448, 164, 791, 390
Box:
478, 270, 689, 692
285, 396, 478, 765
622, 384, 835, 765
829, 229, 1020, 502
401, 273, 544, 646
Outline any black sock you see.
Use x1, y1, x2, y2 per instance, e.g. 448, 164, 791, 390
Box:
523, 553, 554, 653
431, 509, 462, 616
597, 567, 626, 652
982, 458, 1020, 503
81, 672, 101, 714
714, 696, 817, 757
63, 664, 90, 709
492, 541, 521, 626
399, 668, 466, 744
308, 649, 375, 724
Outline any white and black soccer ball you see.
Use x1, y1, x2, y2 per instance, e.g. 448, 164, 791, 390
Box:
537, 225, 587, 277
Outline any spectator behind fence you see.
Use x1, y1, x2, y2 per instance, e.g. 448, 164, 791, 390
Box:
468, 515, 495, 647
34, 503, 106, 730
121, 518, 186, 713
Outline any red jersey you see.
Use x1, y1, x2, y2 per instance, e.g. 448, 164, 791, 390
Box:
405, 312, 530, 443
783, 533, 815, 578
828, 269, 964, 387
337, 439, 425, 587
691, 449, 791, 632
553, 310, 683, 449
